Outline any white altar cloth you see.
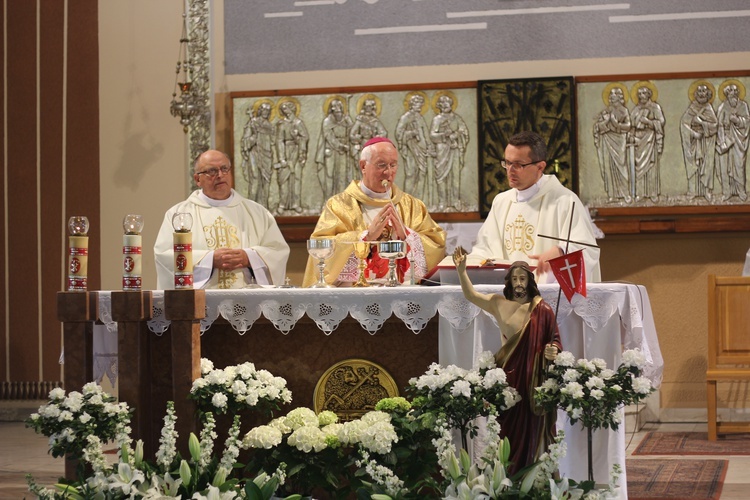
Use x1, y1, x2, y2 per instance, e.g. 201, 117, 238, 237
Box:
97, 283, 662, 496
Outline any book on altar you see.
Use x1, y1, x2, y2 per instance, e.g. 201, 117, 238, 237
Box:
422, 255, 515, 286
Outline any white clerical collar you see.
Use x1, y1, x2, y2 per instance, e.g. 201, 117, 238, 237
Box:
359, 181, 391, 200
516, 175, 546, 203
198, 189, 235, 207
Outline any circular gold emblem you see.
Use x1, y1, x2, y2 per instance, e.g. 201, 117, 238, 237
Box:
314, 359, 399, 421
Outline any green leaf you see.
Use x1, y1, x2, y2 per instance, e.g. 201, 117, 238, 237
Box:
520, 462, 541, 494
259, 475, 279, 498
244, 480, 263, 500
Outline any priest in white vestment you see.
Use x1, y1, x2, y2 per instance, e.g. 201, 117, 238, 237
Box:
155, 150, 290, 289
471, 132, 601, 283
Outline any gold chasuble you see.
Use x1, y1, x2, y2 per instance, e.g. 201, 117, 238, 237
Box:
303, 181, 445, 287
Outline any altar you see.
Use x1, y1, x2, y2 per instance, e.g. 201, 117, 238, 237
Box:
60, 283, 662, 497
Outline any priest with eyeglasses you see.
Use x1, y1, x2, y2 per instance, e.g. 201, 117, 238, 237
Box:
154, 149, 289, 289
470, 131, 601, 283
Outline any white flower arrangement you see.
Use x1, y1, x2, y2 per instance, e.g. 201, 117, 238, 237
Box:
26, 356, 635, 499
190, 358, 293, 417
534, 348, 655, 432
242, 407, 399, 497
26, 383, 131, 461
407, 350, 519, 449
27, 396, 286, 500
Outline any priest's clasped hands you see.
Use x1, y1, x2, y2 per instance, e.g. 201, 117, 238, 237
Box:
213, 248, 250, 271
367, 204, 406, 241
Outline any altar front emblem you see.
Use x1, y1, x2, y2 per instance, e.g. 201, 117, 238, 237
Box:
314, 359, 399, 421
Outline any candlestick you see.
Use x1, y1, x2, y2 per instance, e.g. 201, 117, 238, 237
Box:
172, 212, 193, 289
67, 216, 90, 291
122, 214, 144, 291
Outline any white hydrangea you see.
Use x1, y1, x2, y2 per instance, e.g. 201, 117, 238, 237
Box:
361, 411, 390, 425
236, 362, 256, 378
540, 378, 559, 392
318, 410, 338, 427
242, 425, 283, 450
338, 419, 367, 446
205, 369, 229, 386
481, 367, 507, 388
561, 382, 585, 399
464, 371, 482, 385
49, 387, 66, 400
40, 404, 61, 419
230, 380, 247, 396
562, 369, 580, 382
450, 380, 472, 399
585, 376, 605, 390
632, 376, 653, 395
621, 349, 647, 369
320, 423, 343, 440
554, 351, 576, 367
600, 368, 616, 380
200, 358, 214, 374
590, 389, 604, 400
191, 378, 208, 392
475, 350, 496, 370
285, 407, 319, 430
242, 425, 282, 449
82, 382, 101, 395
267, 417, 292, 435
357, 420, 398, 455
287, 426, 327, 453
577, 358, 596, 372
58, 410, 74, 422
211, 393, 228, 409
591, 358, 608, 370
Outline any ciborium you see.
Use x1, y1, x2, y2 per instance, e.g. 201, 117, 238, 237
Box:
307, 238, 335, 288
378, 240, 406, 287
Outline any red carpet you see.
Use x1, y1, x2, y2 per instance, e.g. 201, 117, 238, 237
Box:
627, 458, 727, 500
634, 431, 750, 456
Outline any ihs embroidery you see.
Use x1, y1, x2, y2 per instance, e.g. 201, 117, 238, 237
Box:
204, 216, 241, 289
505, 214, 535, 254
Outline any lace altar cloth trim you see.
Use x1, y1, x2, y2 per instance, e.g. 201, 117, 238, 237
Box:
96, 283, 661, 384
97, 283, 646, 337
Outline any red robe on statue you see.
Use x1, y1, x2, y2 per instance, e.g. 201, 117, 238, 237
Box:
494, 296, 562, 475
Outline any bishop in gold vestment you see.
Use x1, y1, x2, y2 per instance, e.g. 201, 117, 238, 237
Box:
303, 138, 445, 287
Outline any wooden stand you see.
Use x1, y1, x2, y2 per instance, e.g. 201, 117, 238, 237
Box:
56, 291, 98, 481
706, 275, 750, 440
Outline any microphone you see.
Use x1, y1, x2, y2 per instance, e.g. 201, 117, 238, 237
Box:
382, 180, 407, 239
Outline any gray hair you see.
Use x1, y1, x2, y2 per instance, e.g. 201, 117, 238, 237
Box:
193, 150, 232, 174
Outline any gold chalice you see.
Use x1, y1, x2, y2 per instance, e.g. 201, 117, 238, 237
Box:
352, 241, 371, 287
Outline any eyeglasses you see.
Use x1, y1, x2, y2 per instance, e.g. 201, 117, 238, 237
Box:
501, 160, 540, 171
372, 162, 398, 172
196, 165, 231, 178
